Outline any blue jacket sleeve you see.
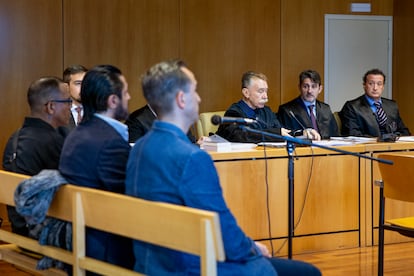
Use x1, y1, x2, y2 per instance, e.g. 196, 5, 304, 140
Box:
179, 150, 259, 261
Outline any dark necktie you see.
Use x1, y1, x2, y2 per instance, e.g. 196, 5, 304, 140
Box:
374, 102, 387, 127
308, 105, 319, 132
75, 106, 82, 125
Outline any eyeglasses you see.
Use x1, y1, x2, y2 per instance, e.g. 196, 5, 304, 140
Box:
47, 98, 73, 104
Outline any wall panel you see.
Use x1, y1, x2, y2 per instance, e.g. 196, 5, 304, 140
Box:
280, 0, 393, 110
393, 0, 414, 133
0, 0, 63, 157
63, 0, 180, 110
180, 0, 281, 113
0, 0, 407, 161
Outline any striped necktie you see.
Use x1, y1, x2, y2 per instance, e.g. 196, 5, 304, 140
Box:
75, 106, 83, 125
374, 102, 387, 127
308, 105, 319, 132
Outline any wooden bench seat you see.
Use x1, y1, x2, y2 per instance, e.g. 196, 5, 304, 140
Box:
0, 170, 225, 275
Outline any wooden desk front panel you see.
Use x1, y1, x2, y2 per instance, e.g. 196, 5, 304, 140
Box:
214, 151, 360, 253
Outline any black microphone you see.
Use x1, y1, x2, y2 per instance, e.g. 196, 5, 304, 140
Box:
211, 115, 257, 125
288, 111, 313, 144
288, 110, 307, 132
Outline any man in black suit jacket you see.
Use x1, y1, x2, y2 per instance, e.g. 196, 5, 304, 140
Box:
216, 71, 305, 143
3, 77, 71, 236
278, 70, 339, 139
63, 65, 88, 131
59, 65, 134, 271
339, 68, 410, 137
125, 103, 197, 144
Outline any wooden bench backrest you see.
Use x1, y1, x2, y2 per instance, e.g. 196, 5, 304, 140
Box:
0, 170, 74, 269
0, 170, 225, 276
0, 170, 29, 206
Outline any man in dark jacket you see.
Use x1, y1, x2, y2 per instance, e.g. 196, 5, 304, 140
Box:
217, 71, 319, 142
3, 76, 71, 236
340, 68, 410, 137
278, 70, 338, 139
59, 65, 134, 271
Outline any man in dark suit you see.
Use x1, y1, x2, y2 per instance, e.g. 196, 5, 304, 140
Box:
278, 70, 339, 139
126, 103, 197, 143
62, 65, 88, 131
339, 68, 410, 137
3, 77, 71, 236
59, 65, 134, 272
216, 71, 320, 142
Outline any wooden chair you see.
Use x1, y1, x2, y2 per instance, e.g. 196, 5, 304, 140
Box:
333, 111, 341, 133
196, 111, 225, 138
376, 153, 414, 276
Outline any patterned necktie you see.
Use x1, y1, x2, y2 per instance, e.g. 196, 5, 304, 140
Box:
374, 102, 387, 127
308, 105, 319, 132
75, 106, 83, 125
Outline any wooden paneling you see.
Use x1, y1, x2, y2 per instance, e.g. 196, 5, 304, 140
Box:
180, 0, 281, 112
0, 0, 407, 158
214, 146, 362, 254
212, 142, 414, 255
280, 0, 393, 107
0, 0, 63, 157
393, 0, 414, 133
63, 0, 180, 110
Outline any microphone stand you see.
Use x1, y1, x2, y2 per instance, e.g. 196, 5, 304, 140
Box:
240, 126, 393, 259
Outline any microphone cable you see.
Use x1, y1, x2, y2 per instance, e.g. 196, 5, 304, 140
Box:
254, 116, 287, 257
270, 145, 315, 256
247, 115, 316, 257
256, 120, 275, 256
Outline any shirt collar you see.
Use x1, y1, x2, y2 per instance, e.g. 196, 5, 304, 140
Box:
300, 98, 316, 108
365, 95, 382, 107
94, 113, 128, 142
238, 100, 257, 119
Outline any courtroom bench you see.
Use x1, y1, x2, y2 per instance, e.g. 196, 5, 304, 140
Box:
0, 170, 225, 275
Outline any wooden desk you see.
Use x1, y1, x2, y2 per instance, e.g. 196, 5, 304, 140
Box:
210, 145, 364, 254
209, 142, 414, 255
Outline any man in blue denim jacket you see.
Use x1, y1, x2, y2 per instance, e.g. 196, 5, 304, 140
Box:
126, 60, 321, 276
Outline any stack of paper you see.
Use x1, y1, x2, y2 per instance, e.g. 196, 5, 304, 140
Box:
202, 141, 232, 152
200, 134, 257, 152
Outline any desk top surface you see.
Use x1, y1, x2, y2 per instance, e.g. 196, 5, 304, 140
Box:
207, 140, 414, 161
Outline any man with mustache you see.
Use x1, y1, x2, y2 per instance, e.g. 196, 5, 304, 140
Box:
278, 70, 336, 139
217, 71, 305, 143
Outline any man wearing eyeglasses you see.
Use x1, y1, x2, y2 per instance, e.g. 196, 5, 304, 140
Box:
2, 76, 71, 236
339, 68, 410, 137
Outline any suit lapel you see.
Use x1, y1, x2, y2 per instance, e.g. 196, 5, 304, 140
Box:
293, 98, 312, 126
360, 96, 381, 132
